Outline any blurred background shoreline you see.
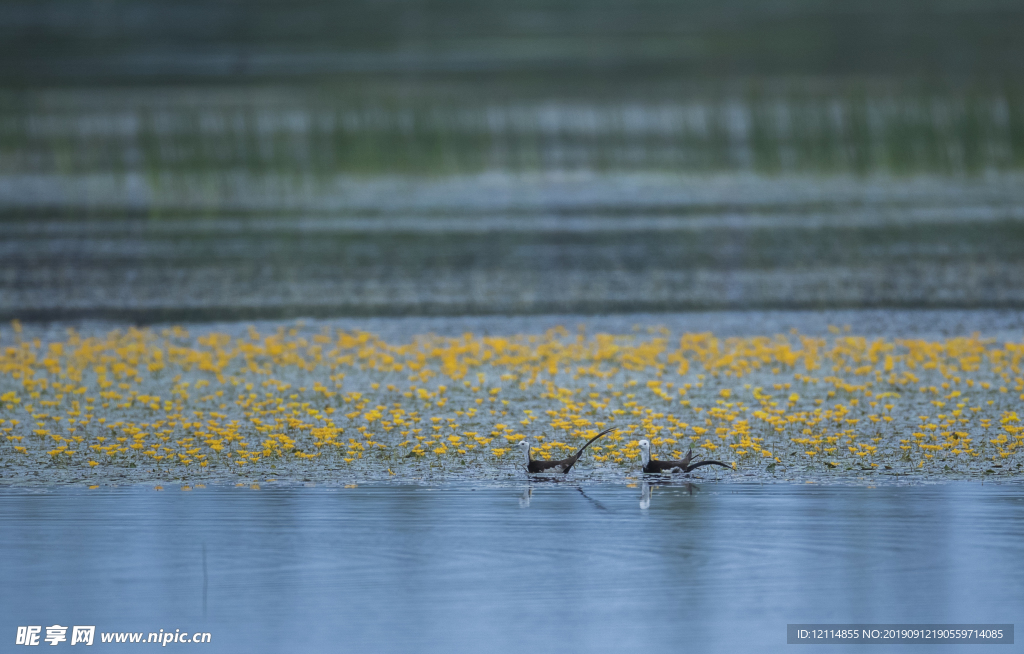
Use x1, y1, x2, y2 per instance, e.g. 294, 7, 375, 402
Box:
3, 0, 1023, 323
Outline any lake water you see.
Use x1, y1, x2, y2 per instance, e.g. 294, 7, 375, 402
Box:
2, 482, 1021, 653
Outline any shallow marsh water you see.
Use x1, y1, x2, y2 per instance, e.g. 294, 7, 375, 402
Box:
1, 482, 1021, 653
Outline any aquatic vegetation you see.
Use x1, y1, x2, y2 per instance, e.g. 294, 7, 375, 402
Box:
0, 320, 1022, 483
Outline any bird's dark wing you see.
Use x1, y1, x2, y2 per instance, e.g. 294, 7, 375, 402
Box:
679, 448, 693, 469
644, 459, 681, 473
528, 459, 570, 473
644, 446, 694, 473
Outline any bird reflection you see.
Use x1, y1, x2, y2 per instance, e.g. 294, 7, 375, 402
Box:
519, 486, 532, 508
640, 480, 699, 509
640, 481, 651, 510
576, 486, 609, 511
517, 483, 609, 510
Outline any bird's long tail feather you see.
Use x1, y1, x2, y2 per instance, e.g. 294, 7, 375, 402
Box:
684, 460, 731, 472
570, 426, 617, 462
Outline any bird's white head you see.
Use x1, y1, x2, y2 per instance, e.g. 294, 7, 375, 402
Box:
638, 439, 651, 465
517, 439, 531, 465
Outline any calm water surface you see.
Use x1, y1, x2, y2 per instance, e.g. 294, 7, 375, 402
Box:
1, 483, 1022, 653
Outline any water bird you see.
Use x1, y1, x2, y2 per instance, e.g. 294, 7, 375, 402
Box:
638, 439, 731, 474
518, 427, 616, 474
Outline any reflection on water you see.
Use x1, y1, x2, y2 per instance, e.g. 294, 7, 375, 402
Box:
518, 486, 532, 508
1, 483, 1022, 653
639, 480, 699, 509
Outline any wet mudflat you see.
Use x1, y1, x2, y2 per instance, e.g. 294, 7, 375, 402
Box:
0, 482, 1021, 653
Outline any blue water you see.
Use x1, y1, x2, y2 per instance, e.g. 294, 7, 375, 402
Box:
1, 482, 1022, 653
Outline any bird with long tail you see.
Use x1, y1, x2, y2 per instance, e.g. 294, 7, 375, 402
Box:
638, 439, 731, 474
518, 427, 616, 474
